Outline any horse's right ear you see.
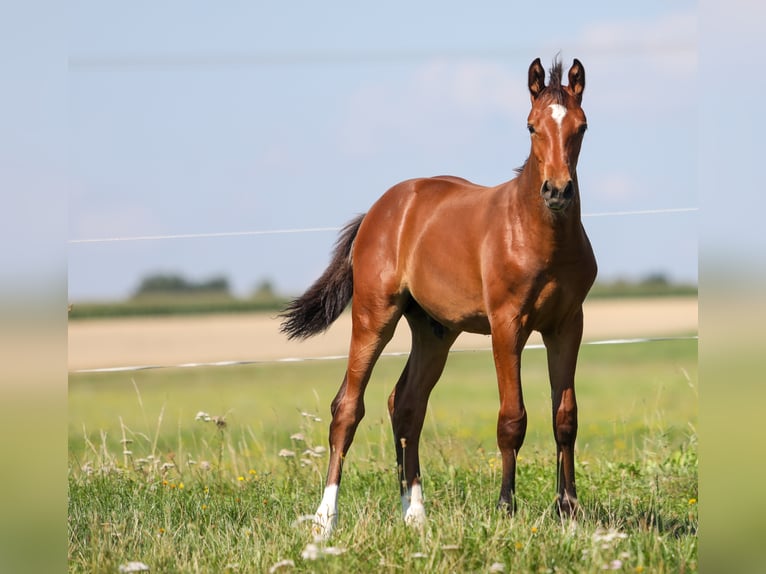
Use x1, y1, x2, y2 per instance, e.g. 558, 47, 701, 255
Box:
528, 58, 546, 101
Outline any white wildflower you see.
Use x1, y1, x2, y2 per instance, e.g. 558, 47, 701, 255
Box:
291, 515, 317, 528
411, 552, 427, 559
118, 562, 150, 573
323, 546, 345, 556
278, 449, 296, 458
195, 411, 212, 422
592, 527, 627, 544
301, 543, 320, 560
268, 559, 295, 573
300, 543, 346, 561
489, 563, 506, 573
290, 433, 305, 441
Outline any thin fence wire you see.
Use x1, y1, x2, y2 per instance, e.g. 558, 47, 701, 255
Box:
69, 43, 696, 70
71, 335, 698, 374
68, 207, 698, 245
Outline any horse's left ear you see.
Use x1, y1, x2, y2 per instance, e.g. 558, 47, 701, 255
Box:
568, 59, 585, 103
528, 58, 546, 101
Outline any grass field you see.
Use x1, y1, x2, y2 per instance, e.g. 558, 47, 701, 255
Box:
68, 339, 697, 573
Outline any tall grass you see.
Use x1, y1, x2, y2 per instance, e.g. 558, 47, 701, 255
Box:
69, 340, 697, 573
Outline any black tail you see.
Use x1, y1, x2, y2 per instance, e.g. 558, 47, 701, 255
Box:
279, 214, 364, 340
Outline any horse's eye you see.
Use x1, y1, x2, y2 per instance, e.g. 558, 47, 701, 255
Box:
578, 123, 588, 135
527, 124, 535, 134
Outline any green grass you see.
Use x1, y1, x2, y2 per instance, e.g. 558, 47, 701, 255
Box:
69, 340, 697, 573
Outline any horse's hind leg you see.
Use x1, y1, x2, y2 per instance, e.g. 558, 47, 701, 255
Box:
387, 306, 458, 528
313, 296, 402, 540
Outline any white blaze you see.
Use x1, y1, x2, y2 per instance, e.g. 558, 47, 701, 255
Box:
548, 103, 567, 127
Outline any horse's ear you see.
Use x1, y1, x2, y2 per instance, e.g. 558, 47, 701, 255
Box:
528, 58, 546, 101
568, 58, 585, 103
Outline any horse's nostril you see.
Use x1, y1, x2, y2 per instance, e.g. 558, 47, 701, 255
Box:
541, 180, 556, 197
563, 180, 574, 199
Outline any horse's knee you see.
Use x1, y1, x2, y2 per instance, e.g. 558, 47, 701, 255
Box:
497, 409, 527, 451
329, 395, 365, 442
554, 404, 578, 445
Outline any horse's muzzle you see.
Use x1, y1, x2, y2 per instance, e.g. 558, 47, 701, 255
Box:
541, 179, 574, 212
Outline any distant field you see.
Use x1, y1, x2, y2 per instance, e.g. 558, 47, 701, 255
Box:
68, 296, 697, 371
69, 338, 697, 573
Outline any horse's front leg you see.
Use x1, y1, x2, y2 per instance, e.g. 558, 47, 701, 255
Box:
543, 308, 585, 518
490, 319, 530, 514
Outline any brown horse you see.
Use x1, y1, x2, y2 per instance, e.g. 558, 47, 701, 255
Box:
281, 57, 596, 539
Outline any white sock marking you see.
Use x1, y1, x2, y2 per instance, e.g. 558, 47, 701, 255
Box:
313, 485, 338, 540
402, 483, 426, 528
548, 103, 567, 127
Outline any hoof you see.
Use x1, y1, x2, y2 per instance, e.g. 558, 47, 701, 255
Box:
402, 483, 427, 529
404, 502, 426, 529
312, 487, 338, 541
556, 493, 579, 519
496, 497, 517, 516
311, 511, 336, 541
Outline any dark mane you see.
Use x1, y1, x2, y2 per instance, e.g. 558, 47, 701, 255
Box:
541, 59, 566, 105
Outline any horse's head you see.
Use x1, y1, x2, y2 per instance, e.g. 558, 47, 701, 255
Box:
526, 58, 587, 213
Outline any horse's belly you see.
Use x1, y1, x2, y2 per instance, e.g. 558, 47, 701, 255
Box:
409, 283, 491, 335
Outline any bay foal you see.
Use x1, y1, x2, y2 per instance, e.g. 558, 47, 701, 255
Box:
281, 57, 597, 539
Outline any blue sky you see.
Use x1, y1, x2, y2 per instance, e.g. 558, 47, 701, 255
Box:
68, 1, 698, 300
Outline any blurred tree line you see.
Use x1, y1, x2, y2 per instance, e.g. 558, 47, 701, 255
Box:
68, 271, 695, 319
132, 273, 278, 301
133, 274, 230, 297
